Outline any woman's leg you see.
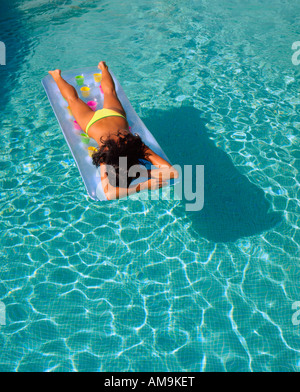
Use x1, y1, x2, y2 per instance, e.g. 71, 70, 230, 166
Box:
48, 70, 94, 132
98, 61, 127, 117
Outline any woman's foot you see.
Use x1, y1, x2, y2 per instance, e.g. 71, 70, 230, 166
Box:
98, 61, 108, 72
48, 69, 61, 80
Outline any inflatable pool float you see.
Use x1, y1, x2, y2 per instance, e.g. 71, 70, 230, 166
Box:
42, 66, 173, 201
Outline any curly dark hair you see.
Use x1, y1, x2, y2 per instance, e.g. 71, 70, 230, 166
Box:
92, 131, 149, 188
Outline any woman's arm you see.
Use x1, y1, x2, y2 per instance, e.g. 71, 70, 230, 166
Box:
144, 147, 179, 180
100, 164, 167, 200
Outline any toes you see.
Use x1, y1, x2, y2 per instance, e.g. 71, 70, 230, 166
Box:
98, 61, 107, 70
48, 70, 61, 79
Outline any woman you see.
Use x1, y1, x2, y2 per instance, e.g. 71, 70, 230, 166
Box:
49, 61, 178, 200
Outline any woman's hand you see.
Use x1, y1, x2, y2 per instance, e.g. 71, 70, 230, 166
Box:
138, 178, 168, 191
149, 167, 179, 180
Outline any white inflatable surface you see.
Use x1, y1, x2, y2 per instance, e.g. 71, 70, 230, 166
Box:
42, 66, 172, 201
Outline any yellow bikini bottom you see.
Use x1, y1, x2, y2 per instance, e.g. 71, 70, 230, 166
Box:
85, 108, 126, 134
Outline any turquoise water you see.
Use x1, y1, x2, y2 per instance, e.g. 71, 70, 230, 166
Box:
0, 0, 299, 372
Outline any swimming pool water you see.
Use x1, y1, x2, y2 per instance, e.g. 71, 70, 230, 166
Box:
0, 0, 299, 372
